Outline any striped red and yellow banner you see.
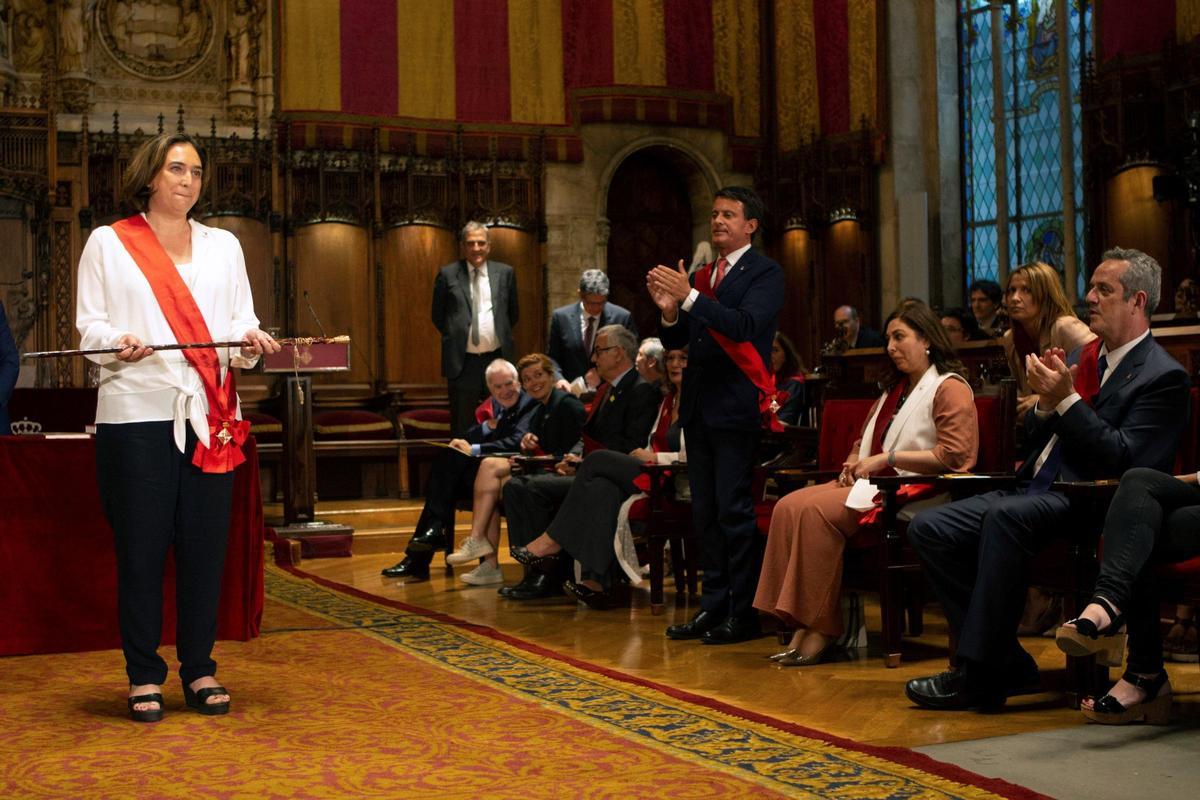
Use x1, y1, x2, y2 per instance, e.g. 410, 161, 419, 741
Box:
280, 0, 877, 146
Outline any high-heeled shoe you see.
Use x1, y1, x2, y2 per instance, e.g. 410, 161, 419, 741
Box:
563, 579, 613, 610
1054, 596, 1126, 667
183, 682, 230, 716
1081, 670, 1171, 725
767, 649, 796, 662
509, 545, 567, 574
775, 644, 832, 667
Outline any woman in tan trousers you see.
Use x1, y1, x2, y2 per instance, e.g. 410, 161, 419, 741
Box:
753, 301, 978, 666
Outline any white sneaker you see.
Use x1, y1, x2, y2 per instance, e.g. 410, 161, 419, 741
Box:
460, 562, 503, 586
446, 537, 495, 565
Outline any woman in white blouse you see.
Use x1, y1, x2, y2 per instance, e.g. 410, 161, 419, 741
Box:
76, 132, 278, 722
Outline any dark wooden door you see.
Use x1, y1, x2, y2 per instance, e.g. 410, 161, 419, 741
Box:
605, 150, 695, 339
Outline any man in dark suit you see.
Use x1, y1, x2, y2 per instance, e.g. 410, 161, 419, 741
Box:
500, 324, 660, 599
433, 221, 519, 436
905, 248, 1190, 711
834, 305, 885, 349
381, 359, 535, 581
0, 302, 18, 436
648, 186, 784, 644
548, 269, 637, 394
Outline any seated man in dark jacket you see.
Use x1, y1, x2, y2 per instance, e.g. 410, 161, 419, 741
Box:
500, 325, 661, 599
382, 359, 536, 581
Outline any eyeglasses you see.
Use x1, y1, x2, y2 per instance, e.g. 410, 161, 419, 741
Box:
592, 344, 620, 356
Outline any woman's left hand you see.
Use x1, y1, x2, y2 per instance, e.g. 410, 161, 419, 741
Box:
241, 329, 281, 358
852, 453, 888, 480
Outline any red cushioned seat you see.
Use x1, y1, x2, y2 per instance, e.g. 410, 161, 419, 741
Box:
396, 408, 451, 438
313, 410, 394, 441
243, 411, 283, 444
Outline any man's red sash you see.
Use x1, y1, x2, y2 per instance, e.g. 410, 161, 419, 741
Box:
695, 261, 782, 431
111, 215, 249, 474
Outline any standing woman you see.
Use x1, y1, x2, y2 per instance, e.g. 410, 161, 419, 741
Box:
76, 132, 280, 722
1002, 261, 1095, 416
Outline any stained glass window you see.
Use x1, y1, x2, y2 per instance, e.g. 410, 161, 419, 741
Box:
959, 0, 1092, 297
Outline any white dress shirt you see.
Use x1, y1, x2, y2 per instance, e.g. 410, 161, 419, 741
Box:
465, 262, 499, 354
663, 242, 753, 325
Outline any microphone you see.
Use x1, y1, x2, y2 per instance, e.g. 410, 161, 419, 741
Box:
0, 270, 34, 287
303, 290, 328, 338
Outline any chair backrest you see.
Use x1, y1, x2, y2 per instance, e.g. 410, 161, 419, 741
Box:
973, 378, 1017, 473
816, 398, 876, 471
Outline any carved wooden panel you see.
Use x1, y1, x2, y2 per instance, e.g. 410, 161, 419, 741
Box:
381, 224, 456, 386
776, 227, 819, 368
292, 223, 372, 386
487, 226, 543, 363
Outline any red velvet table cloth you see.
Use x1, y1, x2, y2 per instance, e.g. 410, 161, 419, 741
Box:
0, 436, 265, 656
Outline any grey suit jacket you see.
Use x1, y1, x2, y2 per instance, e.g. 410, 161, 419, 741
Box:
432, 259, 518, 380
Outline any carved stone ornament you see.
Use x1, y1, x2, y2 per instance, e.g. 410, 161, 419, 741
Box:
97, 0, 215, 80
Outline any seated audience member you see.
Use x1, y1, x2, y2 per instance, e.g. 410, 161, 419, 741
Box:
550, 269, 638, 396
380, 359, 536, 581
636, 337, 665, 389
1174, 277, 1199, 319
771, 331, 809, 426
904, 248, 1190, 712
1003, 261, 1095, 418
499, 325, 661, 599
510, 347, 689, 608
939, 307, 984, 348
969, 279, 1007, 337
1054, 467, 1200, 724
444, 353, 586, 584
834, 305, 886, 349
754, 301, 978, 666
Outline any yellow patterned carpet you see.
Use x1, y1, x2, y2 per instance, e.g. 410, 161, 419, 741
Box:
0, 565, 1045, 799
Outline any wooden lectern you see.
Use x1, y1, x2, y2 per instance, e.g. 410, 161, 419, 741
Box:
261, 341, 354, 549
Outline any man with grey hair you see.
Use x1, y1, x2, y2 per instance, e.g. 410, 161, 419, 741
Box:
905, 247, 1190, 712
636, 337, 665, 388
834, 305, 885, 349
381, 359, 535, 581
548, 268, 638, 394
433, 221, 519, 436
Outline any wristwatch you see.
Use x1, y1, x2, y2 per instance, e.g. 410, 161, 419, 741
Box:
887, 450, 897, 468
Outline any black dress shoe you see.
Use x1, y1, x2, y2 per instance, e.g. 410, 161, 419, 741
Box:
509, 545, 568, 574
502, 572, 561, 600
666, 609, 724, 640
498, 572, 538, 597
406, 528, 447, 553
700, 614, 763, 645
904, 668, 1005, 711
381, 556, 430, 580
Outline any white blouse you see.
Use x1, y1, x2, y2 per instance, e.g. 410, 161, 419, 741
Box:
75, 216, 261, 452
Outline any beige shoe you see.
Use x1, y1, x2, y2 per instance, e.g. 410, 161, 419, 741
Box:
461, 562, 503, 585
446, 537, 495, 566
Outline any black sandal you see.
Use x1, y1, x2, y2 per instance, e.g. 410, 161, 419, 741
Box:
183, 683, 230, 716
509, 545, 567, 574
1054, 596, 1126, 666
128, 692, 164, 723
1082, 670, 1171, 725
563, 579, 613, 610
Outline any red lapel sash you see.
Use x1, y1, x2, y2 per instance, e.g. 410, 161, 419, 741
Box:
695, 261, 782, 431
111, 215, 248, 474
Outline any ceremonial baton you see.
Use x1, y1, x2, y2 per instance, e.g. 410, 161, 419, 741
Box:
22, 335, 351, 360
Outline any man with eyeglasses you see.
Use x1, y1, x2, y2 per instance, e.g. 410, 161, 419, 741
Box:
499, 324, 660, 599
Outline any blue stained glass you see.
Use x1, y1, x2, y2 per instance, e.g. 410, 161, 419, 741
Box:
960, 1, 1092, 295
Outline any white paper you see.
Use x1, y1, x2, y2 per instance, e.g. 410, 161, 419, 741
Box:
843, 478, 880, 512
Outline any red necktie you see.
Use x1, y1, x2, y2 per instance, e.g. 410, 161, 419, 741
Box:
712, 256, 729, 290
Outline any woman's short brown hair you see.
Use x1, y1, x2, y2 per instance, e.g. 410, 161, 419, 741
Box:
121, 132, 209, 217
516, 353, 554, 379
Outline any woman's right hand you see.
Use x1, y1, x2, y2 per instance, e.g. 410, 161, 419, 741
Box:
114, 334, 153, 362
838, 459, 856, 486
520, 432, 539, 452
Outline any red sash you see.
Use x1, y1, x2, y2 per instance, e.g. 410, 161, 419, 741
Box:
632, 393, 677, 492
1073, 338, 1104, 406
111, 215, 249, 474
856, 378, 937, 526
695, 262, 782, 432
772, 372, 805, 410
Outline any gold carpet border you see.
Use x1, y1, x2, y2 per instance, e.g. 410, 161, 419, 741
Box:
266, 567, 1019, 800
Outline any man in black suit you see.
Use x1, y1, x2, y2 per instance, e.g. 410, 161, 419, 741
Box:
648, 186, 784, 644
834, 305, 885, 349
499, 324, 660, 599
905, 248, 1190, 711
548, 269, 637, 395
0, 302, 18, 436
381, 359, 536, 581
433, 221, 519, 436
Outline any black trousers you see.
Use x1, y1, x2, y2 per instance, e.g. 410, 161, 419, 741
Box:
404, 449, 482, 566
685, 423, 762, 618
1095, 468, 1200, 673
547, 450, 642, 588
907, 489, 1071, 670
96, 421, 235, 687
503, 472, 574, 548
448, 349, 501, 437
